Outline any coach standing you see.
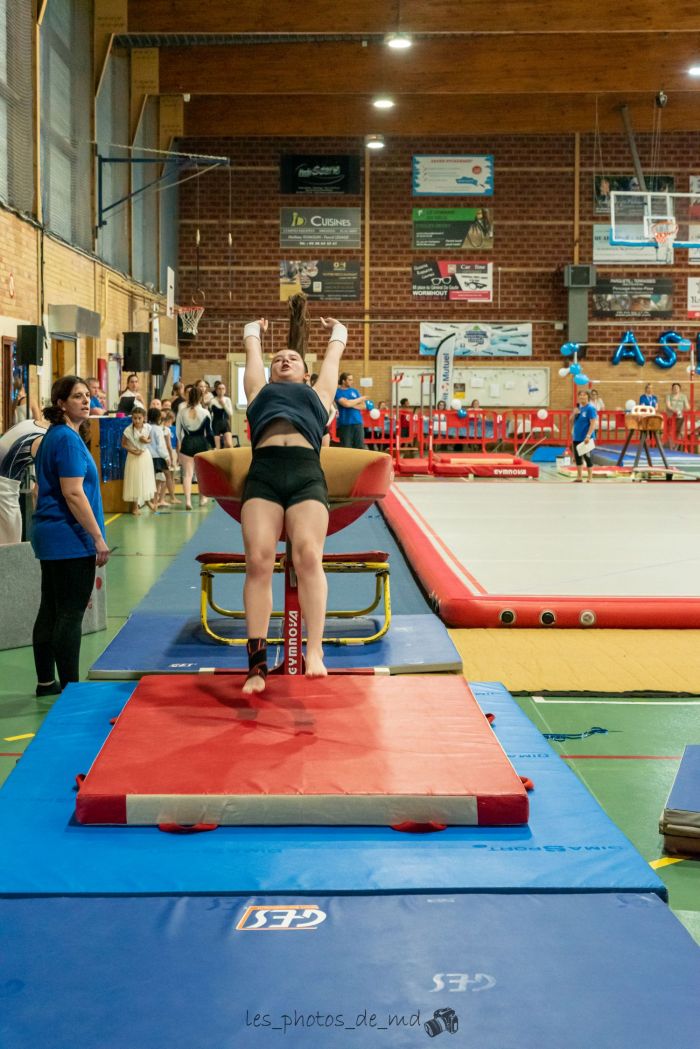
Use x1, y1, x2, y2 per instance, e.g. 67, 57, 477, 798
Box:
334, 371, 367, 448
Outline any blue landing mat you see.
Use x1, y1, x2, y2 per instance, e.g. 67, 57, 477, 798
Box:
2, 893, 697, 1049
88, 611, 461, 676
0, 680, 665, 897
594, 443, 700, 472
129, 505, 430, 616
90, 504, 457, 675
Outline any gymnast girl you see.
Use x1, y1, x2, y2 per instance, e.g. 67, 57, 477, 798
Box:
241, 294, 347, 694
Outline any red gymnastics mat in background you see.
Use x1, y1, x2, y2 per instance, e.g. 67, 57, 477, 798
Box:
75, 674, 528, 828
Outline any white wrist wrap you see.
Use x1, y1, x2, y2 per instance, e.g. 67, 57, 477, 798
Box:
243, 322, 261, 342
329, 323, 347, 346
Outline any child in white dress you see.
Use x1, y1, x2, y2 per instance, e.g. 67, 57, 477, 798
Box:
121, 407, 156, 515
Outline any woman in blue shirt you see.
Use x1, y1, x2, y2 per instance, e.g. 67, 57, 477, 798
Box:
639, 384, 658, 409
31, 376, 109, 696
570, 390, 598, 483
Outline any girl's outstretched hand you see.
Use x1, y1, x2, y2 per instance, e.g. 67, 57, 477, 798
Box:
320, 317, 339, 329
257, 318, 269, 333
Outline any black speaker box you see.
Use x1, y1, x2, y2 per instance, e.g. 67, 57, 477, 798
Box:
16, 325, 46, 367
150, 354, 167, 376
123, 332, 151, 372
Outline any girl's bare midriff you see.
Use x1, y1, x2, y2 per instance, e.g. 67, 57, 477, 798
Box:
256, 418, 314, 449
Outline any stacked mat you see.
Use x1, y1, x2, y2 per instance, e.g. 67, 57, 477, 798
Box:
660, 744, 700, 857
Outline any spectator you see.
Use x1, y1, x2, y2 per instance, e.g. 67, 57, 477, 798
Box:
30, 376, 109, 695
116, 373, 145, 415
87, 377, 106, 416
0, 417, 49, 544
589, 388, 606, 411
176, 385, 214, 510
170, 382, 185, 417
147, 407, 170, 508
121, 406, 157, 515
666, 381, 690, 450
334, 371, 366, 448
210, 380, 235, 449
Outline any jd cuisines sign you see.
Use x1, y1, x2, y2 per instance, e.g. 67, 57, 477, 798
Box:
280, 209, 361, 249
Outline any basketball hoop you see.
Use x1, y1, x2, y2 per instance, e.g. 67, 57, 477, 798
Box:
650, 219, 679, 246
177, 304, 205, 335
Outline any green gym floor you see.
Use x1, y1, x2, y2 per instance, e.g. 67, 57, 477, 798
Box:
0, 503, 698, 943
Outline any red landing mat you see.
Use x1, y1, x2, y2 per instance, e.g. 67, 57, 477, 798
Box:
76, 675, 528, 827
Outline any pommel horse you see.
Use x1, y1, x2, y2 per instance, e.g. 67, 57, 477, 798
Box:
194, 446, 394, 675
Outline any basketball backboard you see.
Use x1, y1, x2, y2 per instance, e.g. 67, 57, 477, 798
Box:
610, 190, 700, 251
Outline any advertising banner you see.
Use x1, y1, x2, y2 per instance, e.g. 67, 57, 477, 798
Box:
413, 155, 494, 196
279, 260, 360, 301
420, 322, 532, 358
592, 277, 673, 319
688, 277, 700, 319
280, 208, 361, 248
688, 175, 700, 264
413, 208, 493, 250
280, 155, 360, 195
412, 261, 493, 302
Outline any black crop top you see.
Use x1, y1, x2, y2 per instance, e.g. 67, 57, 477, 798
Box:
247, 382, 329, 454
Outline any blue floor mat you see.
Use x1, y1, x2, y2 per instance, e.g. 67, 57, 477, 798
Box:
88, 611, 461, 676
1, 892, 697, 1049
91, 504, 458, 675
136, 505, 430, 616
0, 680, 665, 897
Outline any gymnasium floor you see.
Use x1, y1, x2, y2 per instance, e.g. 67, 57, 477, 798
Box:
0, 484, 697, 943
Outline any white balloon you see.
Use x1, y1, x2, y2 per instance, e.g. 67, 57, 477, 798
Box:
687, 364, 694, 374
450, 399, 461, 410
625, 399, 636, 411
536, 408, 548, 420
369, 408, 381, 420
558, 367, 570, 377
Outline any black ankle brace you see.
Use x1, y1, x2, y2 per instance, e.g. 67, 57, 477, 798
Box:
246, 638, 268, 680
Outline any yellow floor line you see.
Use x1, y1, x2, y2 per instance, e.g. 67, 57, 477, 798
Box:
649, 857, 686, 869
104, 513, 122, 526
3, 733, 35, 742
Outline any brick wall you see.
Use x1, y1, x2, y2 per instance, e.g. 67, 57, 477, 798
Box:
0, 203, 177, 413
177, 133, 700, 408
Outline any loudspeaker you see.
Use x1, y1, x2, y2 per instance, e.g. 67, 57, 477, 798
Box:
16, 325, 46, 367
563, 264, 597, 288
150, 354, 167, 376
123, 332, 151, 372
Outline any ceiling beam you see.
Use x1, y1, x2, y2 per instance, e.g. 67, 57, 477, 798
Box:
160, 37, 700, 96
183, 93, 700, 137
128, 0, 700, 35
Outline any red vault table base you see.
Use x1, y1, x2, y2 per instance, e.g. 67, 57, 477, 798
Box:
76, 675, 528, 827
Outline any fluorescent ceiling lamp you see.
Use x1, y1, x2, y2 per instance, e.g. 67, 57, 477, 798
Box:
373, 97, 395, 109
689, 65, 700, 76
365, 134, 386, 150
385, 33, 412, 50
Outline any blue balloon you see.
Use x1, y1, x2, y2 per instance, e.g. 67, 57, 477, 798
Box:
457, 408, 467, 419
612, 330, 645, 367
574, 374, 590, 386
568, 362, 582, 376
365, 399, 374, 411
655, 330, 691, 370
560, 341, 578, 357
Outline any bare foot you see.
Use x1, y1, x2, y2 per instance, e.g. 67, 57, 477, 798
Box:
305, 650, 327, 678
242, 673, 267, 695
131, 507, 141, 516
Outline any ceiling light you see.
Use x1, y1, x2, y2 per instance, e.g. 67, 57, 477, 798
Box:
385, 33, 412, 50
689, 66, 700, 76
365, 134, 386, 150
373, 97, 395, 110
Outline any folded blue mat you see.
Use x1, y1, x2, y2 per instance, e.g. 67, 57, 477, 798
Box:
0, 680, 665, 897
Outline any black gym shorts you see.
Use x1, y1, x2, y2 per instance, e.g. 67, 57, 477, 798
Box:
242, 446, 329, 510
